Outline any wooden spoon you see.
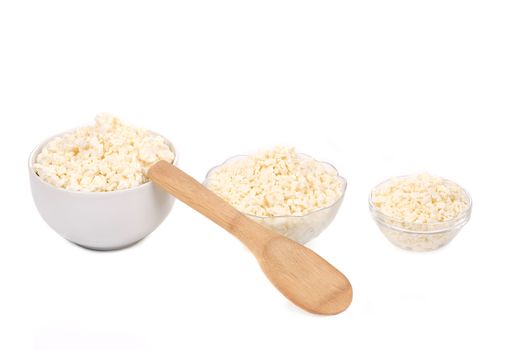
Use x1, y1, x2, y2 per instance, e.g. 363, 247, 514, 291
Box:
148, 161, 353, 315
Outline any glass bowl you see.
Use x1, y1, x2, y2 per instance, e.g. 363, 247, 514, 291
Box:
203, 154, 347, 244
368, 177, 472, 252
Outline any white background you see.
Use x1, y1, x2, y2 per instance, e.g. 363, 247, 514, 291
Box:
1, 0, 524, 349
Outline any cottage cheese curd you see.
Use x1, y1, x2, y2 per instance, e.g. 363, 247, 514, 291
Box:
33, 114, 175, 192
205, 147, 345, 217
370, 174, 471, 251
204, 147, 346, 243
371, 173, 468, 224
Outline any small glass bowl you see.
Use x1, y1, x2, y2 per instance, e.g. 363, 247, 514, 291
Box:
368, 177, 472, 252
203, 154, 347, 244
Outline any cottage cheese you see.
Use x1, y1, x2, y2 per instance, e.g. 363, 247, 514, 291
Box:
370, 174, 471, 251
33, 114, 175, 192
371, 173, 469, 224
205, 146, 345, 217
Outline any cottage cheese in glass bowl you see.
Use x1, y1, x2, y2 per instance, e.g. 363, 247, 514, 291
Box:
369, 174, 472, 251
204, 147, 346, 244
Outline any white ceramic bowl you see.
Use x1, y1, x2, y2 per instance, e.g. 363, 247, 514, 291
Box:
28, 131, 176, 250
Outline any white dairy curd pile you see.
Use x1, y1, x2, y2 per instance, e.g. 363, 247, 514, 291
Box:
371, 173, 469, 225
369, 173, 471, 251
33, 114, 175, 192
205, 146, 345, 217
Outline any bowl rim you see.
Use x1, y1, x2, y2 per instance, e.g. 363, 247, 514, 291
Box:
368, 174, 472, 234
203, 153, 347, 219
28, 127, 177, 196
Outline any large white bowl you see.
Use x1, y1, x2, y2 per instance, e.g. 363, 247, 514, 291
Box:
28, 131, 176, 250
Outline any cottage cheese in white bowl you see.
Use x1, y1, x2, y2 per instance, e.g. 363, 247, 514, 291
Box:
29, 114, 176, 250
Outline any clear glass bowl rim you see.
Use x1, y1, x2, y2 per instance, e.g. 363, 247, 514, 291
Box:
203, 153, 347, 220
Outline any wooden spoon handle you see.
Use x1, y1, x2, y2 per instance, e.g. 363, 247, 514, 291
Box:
148, 160, 277, 255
